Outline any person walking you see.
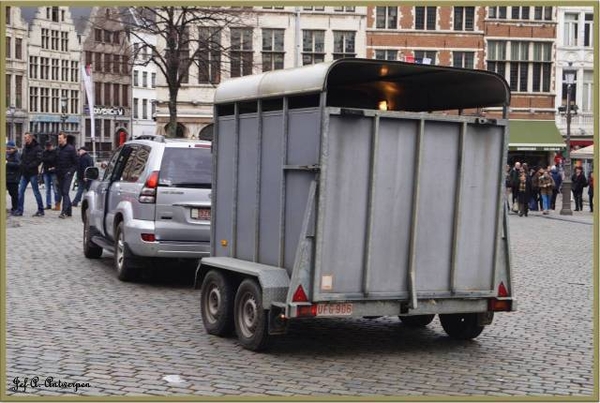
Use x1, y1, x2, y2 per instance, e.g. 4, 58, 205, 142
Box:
72, 146, 94, 207
549, 165, 562, 210
5, 140, 21, 214
588, 171, 594, 213
41, 140, 61, 211
55, 132, 78, 219
15, 133, 45, 217
537, 167, 555, 215
571, 166, 588, 212
510, 161, 521, 209
516, 169, 532, 217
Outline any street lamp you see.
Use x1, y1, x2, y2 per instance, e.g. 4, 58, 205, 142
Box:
560, 64, 577, 216
8, 105, 15, 143
60, 98, 68, 131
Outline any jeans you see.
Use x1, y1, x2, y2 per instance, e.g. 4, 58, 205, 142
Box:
57, 172, 74, 216
17, 174, 45, 214
541, 194, 551, 211
7, 182, 19, 212
72, 179, 89, 205
43, 172, 61, 207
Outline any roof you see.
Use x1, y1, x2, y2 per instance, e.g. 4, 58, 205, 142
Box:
508, 120, 565, 151
20, 6, 91, 35
214, 58, 511, 112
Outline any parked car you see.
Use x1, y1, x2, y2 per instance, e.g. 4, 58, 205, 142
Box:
81, 135, 212, 281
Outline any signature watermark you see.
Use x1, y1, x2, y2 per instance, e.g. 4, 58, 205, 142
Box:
10, 376, 91, 393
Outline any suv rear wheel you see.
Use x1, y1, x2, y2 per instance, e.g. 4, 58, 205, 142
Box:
114, 222, 138, 281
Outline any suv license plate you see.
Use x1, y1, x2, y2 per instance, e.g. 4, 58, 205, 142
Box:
191, 208, 211, 221
316, 303, 353, 317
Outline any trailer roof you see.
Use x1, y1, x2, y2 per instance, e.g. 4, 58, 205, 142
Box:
214, 58, 511, 112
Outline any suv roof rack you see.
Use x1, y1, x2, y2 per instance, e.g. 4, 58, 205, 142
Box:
134, 134, 166, 143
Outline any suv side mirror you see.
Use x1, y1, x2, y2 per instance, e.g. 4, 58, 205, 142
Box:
84, 166, 99, 181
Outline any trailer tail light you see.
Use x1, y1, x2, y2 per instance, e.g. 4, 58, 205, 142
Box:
139, 171, 160, 203
297, 305, 317, 317
497, 281, 508, 297
141, 233, 156, 242
292, 285, 308, 303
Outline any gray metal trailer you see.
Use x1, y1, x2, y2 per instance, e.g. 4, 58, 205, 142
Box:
196, 59, 515, 351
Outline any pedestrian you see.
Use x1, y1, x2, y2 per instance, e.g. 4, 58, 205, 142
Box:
510, 161, 521, 210
537, 167, 555, 215
571, 166, 588, 212
530, 167, 542, 212
588, 171, 594, 213
72, 146, 94, 207
516, 170, 532, 217
41, 140, 62, 211
505, 164, 513, 211
15, 133, 45, 217
55, 132, 78, 219
549, 165, 562, 210
5, 140, 21, 214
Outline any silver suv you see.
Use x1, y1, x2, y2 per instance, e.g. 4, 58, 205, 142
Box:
81, 135, 212, 281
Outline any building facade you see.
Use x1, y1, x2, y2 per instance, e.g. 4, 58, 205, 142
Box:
154, 6, 367, 139
25, 6, 82, 146
5, 6, 28, 146
130, 31, 157, 139
81, 6, 131, 152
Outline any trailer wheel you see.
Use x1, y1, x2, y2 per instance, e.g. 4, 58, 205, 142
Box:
234, 279, 269, 351
439, 313, 484, 339
200, 270, 234, 336
400, 314, 435, 327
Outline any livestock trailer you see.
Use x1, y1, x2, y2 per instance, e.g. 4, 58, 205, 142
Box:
196, 59, 515, 351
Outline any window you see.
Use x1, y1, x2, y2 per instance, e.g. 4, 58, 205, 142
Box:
85, 51, 92, 66
142, 99, 148, 119
230, 28, 253, 77
486, 40, 507, 78
5, 37, 10, 58
453, 52, 474, 69
534, 6, 552, 21
302, 30, 325, 65
15, 75, 22, 108
121, 55, 129, 75
15, 38, 22, 59
51, 6, 59, 22
113, 31, 120, 44
151, 72, 156, 88
61, 31, 68, 51
113, 54, 120, 74
104, 53, 111, 72
178, 27, 190, 83
531, 42, 551, 92
133, 98, 139, 119
511, 6, 530, 20
51, 59, 59, 80
303, 6, 324, 11
454, 7, 474, 31
95, 82, 102, 105
104, 118, 111, 139
5, 74, 10, 107
30, 56, 38, 79
509, 41, 529, 92
414, 50, 436, 64
51, 30, 59, 50
95, 52, 102, 72
262, 6, 284, 10
122, 146, 151, 182
142, 71, 148, 87
6, 6, 10, 25
41, 57, 49, 79
104, 83, 111, 106
70, 90, 78, 115
61, 89, 69, 113
61, 9, 65, 22
333, 31, 356, 59
262, 29, 284, 72
133, 70, 139, 87
376, 7, 397, 29
61, 60, 69, 81
582, 70, 593, 112
51, 89, 59, 113
489, 6, 507, 19
122, 85, 129, 107
334, 6, 355, 12
113, 84, 120, 105
71, 61, 78, 82
584, 14, 593, 47
30, 87, 38, 112
198, 27, 222, 83
95, 28, 102, 42
564, 13, 578, 46
104, 30, 111, 43
415, 7, 436, 30
374, 49, 398, 61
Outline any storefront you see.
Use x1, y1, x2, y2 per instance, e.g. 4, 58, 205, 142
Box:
508, 120, 565, 169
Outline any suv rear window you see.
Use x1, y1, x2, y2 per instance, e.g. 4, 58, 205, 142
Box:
159, 147, 212, 188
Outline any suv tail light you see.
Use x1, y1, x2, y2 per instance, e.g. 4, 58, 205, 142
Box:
139, 171, 159, 204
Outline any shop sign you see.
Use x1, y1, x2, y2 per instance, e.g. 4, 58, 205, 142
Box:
85, 106, 125, 116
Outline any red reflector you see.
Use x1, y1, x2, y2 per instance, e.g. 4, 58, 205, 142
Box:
292, 285, 308, 302
498, 281, 509, 297
141, 233, 156, 242
489, 299, 511, 312
297, 305, 317, 317
145, 171, 160, 188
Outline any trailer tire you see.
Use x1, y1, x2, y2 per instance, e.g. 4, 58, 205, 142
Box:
400, 314, 435, 327
200, 270, 234, 336
439, 313, 484, 339
234, 279, 269, 351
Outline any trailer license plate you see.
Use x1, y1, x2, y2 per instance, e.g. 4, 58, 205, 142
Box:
316, 303, 353, 317
191, 208, 211, 221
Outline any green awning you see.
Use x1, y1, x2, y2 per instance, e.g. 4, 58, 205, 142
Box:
508, 120, 565, 151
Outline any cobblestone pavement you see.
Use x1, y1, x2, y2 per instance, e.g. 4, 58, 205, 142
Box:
4, 189, 596, 399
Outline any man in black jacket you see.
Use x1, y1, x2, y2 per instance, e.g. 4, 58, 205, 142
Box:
5, 140, 21, 214
55, 132, 78, 218
41, 140, 62, 210
15, 133, 45, 216
72, 146, 94, 207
